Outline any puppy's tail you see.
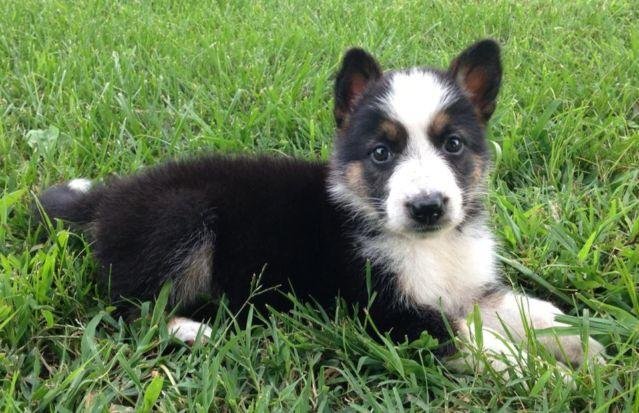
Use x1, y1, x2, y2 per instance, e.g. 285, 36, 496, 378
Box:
34, 178, 102, 229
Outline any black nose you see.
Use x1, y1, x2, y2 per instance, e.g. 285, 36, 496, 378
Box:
407, 193, 446, 226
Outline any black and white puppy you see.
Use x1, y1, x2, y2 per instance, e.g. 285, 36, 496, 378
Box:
37, 40, 604, 371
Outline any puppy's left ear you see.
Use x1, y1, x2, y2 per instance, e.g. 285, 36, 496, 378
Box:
449, 39, 502, 123
334, 48, 382, 129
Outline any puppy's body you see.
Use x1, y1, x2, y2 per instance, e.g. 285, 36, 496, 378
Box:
86, 157, 349, 312
43, 156, 456, 347
37, 40, 604, 369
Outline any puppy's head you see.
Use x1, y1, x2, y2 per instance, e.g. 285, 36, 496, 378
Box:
329, 40, 501, 236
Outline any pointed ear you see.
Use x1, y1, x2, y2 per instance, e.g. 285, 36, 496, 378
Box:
449, 39, 502, 123
334, 48, 382, 129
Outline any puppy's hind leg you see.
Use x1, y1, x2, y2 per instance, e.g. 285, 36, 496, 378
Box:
165, 233, 217, 346
167, 317, 213, 346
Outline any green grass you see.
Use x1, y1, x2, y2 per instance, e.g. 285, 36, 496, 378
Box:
1, 0, 638, 410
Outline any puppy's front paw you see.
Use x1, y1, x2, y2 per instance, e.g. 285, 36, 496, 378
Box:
554, 335, 605, 367
449, 321, 575, 387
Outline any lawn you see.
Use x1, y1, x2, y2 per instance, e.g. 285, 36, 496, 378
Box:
1, 0, 638, 410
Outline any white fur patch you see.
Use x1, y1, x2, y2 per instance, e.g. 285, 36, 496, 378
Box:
451, 318, 527, 377
361, 220, 497, 315
167, 317, 212, 344
381, 71, 463, 232
382, 70, 453, 133
478, 291, 606, 366
67, 178, 92, 193
451, 318, 574, 385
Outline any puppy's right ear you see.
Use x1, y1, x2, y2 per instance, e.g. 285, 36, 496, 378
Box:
334, 48, 382, 129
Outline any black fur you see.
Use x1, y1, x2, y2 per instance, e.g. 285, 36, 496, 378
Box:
36, 40, 503, 355
38, 156, 453, 350
334, 48, 383, 129
35, 183, 102, 228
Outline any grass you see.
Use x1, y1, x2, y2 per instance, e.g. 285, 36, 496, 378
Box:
1, 0, 638, 410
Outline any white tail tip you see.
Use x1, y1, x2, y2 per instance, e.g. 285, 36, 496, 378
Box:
67, 178, 92, 193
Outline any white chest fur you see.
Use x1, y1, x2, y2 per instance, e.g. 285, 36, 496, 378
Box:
361, 221, 497, 316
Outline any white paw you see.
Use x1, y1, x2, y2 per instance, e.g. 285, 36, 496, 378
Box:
450, 320, 576, 387
167, 317, 212, 345
476, 291, 607, 369
551, 335, 606, 367
450, 322, 525, 378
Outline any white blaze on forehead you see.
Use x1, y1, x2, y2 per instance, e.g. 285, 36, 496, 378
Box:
382, 70, 453, 136
380, 71, 464, 233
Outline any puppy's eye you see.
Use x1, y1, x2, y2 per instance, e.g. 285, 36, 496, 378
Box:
371, 145, 393, 163
443, 135, 464, 154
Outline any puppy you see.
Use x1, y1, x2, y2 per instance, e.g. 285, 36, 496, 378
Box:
36, 39, 604, 373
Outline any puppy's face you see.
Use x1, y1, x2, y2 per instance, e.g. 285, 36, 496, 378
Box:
329, 40, 501, 236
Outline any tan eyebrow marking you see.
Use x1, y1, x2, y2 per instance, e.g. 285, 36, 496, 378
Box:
427, 110, 450, 137
380, 119, 400, 140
